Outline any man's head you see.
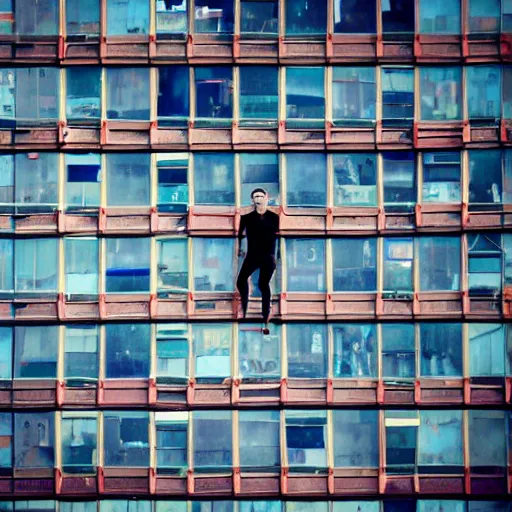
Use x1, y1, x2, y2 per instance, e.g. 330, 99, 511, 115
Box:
251, 188, 269, 209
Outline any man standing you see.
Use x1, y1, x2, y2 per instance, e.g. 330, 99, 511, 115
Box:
237, 188, 280, 334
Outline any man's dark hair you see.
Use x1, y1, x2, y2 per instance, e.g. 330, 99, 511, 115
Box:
251, 188, 267, 197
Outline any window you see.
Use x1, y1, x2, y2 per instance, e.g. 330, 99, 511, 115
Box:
383, 152, 416, 210
505, 150, 512, 204
194, 153, 234, 205
505, 67, 512, 120
468, 0, 500, 33
14, 412, 54, 469
106, 238, 150, 293
469, 324, 505, 376
333, 153, 377, 206
14, 327, 57, 379
193, 238, 234, 292
15, 238, 58, 296
239, 324, 280, 380
156, 323, 189, 382
0, 328, 11, 380
417, 502, 465, 512
286, 504, 328, 512
286, 153, 327, 207
241, 0, 278, 34
195, 0, 233, 33
333, 410, 378, 467
286, 239, 326, 292
65, 238, 99, 297
157, 155, 189, 213
155, 503, 187, 512
419, 0, 460, 33
469, 150, 503, 207
285, 0, 326, 35
65, 154, 101, 210
15, 153, 58, 213
333, 324, 376, 378
66, 68, 101, 125
0, 156, 13, 211
420, 66, 462, 121
15, 0, 58, 35
106, 0, 149, 34
505, 0, 512, 31
381, 0, 415, 34
382, 324, 415, 379
0, 70, 14, 127
468, 504, 511, 512
193, 411, 232, 470
469, 410, 506, 469
385, 410, 418, 474
61, 413, 97, 474
0, 414, 11, 470
193, 324, 231, 381
158, 67, 189, 126
239, 67, 278, 126
332, 238, 377, 292
0, 0, 12, 34
0, 240, 13, 295
422, 151, 461, 203
332, 67, 375, 124
156, 0, 187, 34
505, 233, 512, 288
101, 502, 151, 512
381, 68, 414, 125
239, 411, 280, 470
61, 503, 97, 512
286, 410, 327, 470
286, 68, 325, 128
240, 503, 281, 512
106, 153, 150, 207
287, 324, 327, 378
104, 411, 149, 467
334, 0, 376, 33
419, 324, 462, 377
333, 504, 379, 512
64, 325, 99, 381
194, 68, 233, 125
155, 412, 188, 474
66, 0, 100, 36
467, 233, 502, 296
105, 324, 150, 379
157, 239, 188, 294
383, 237, 413, 293
419, 237, 460, 291
191, 503, 233, 512
106, 68, 150, 121
240, 153, 279, 206
15, 503, 55, 512
467, 66, 501, 122
418, 411, 463, 471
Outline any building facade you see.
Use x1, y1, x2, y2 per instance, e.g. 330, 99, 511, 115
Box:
0, 0, 510, 511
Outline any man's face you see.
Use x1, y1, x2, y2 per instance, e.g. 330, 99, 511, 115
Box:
252, 192, 268, 208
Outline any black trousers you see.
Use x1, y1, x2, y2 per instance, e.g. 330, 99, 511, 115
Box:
236, 254, 276, 323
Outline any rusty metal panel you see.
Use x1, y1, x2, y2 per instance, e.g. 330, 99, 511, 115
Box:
383, 388, 415, 404
415, 122, 464, 149
103, 387, 148, 406
384, 475, 415, 493
419, 477, 464, 494
105, 214, 151, 234
377, 127, 413, 149
13, 478, 54, 495
157, 214, 187, 233
154, 299, 188, 319
234, 128, 278, 148
190, 43, 233, 61
329, 35, 376, 62
189, 128, 232, 147
0, 215, 13, 232
61, 214, 99, 234
14, 214, 58, 234
192, 475, 233, 494
14, 128, 58, 146
333, 476, 379, 494
153, 41, 187, 61
15, 41, 59, 61
280, 41, 326, 62
104, 128, 150, 147
0, 389, 11, 406
0, 43, 13, 60
328, 295, 377, 318
60, 476, 97, 495
156, 387, 188, 406
13, 387, 56, 407
103, 476, 149, 494
381, 42, 414, 61
384, 213, 415, 231
0, 130, 12, 146
193, 386, 231, 406
237, 41, 278, 62
155, 476, 187, 494
467, 126, 500, 145
280, 128, 325, 149
62, 127, 101, 146
0, 478, 13, 495
237, 385, 280, 405
331, 387, 377, 405
63, 302, 100, 321
103, 40, 150, 61
380, 299, 413, 317
14, 302, 59, 321
0, 303, 12, 320
466, 39, 501, 60
239, 474, 280, 495
62, 387, 97, 407
103, 299, 150, 320
470, 476, 507, 495
421, 212, 462, 230
286, 386, 327, 405
151, 127, 188, 148
280, 211, 326, 233
286, 475, 328, 495
64, 43, 101, 61
415, 35, 462, 61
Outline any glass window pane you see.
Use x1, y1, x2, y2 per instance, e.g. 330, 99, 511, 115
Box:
505, 233, 512, 287
158, 67, 189, 124
156, 324, 189, 381
106, 238, 150, 293
286, 239, 326, 292
61, 503, 97, 512
419, 0, 460, 33
333, 153, 377, 206
469, 0, 500, 33
240, 153, 279, 206
287, 324, 327, 378
422, 151, 461, 203
107, 153, 150, 207
156, 0, 187, 34
14, 412, 54, 468
240, 503, 281, 512
286, 504, 328, 512
505, 0, 512, 31
0, 414, 11, 469
191, 503, 233, 512
193, 324, 231, 380
195, 68, 233, 123
193, 238, 234, 292
194, 153, 234, 205
0, 328, 11, 380
64, 325, 99, 380
333, 410, 378, 467
419, 323, 462, 377
239, 410, 280, 470
158, 239, 188, 293
241, 0, 278, 34
155, 411, 188, 472
285, 0, 326, 35
469, 410, 506, 468
382, 68, 414, 123
467, 233, 502, 296
66, 0, 100, 35
106, 68, 150, 120
332, 238, 377, 292
334, 0, 376, 33
286, 68, 325, 127
286, 153, 327, 207
61, 414, 97, 473
505, 149, 512, 204
420, 67, 462, 121
0, 239, 13, 294
15, 238, 58, 295
106, 324, 150, 378
193, 411, 232, 470
0, 1, 12, 34
334, 504, 379, 512
15, 0, 58, 35
239, 67, 278, 125
382, 324, 415, 379
385, 410, 418, 474
101, 502, 151, 512
66, 68, 101, 125
332, 67, 376, 123
382, 0, 414, 33
286, 410, 327, 470
195, 0, 233, 33
417, 501, 465, 512
469, 324, 505, 376
333, 324, 376, 378
383, 152, 415, 208
239, 324, 280, 380
157, 153, 189, 212
65, 238, 99, 296
469, 150, 502, 206
0, 70, 14, 126
104, 411, 149, 466
505, 66, 512, 119
107, 0, 149, 34
419, 237, 460, 291
468, 503, 510, 512
0, 155, 13, 210
383, 237, 413, 292
467, 66, 501, 120
65, 154, 101, 210
15, 503, 55, 512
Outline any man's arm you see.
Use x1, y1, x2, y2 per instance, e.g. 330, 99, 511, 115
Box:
237, 214, 246, 257
274, 212, 281, 262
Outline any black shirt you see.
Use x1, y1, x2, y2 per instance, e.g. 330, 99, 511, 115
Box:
238, 209, 280, 258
